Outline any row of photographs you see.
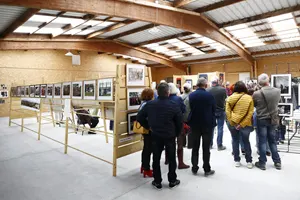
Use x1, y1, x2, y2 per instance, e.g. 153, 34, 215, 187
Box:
11, 79, 114, 101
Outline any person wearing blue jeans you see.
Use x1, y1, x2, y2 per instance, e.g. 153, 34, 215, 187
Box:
253, 73, 282, 170
211, 111, 225, 149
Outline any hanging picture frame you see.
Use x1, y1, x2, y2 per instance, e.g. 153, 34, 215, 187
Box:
127, 88, 143, 110
25, 86, 29, 97
34, 85, 40, 98
10, 87, 16, 97
16, 86, 21, 97
62, 82, 71, 99
72, 81, 83, 99
278, 103, 293, 117
126, 64, 145, 86
83, 80, 96, 100
47, 84, 53, 98
127, 112, 138, 135
54, 83, 62, 98
29, 85, 35, 97
271, 74, 291, 97
20, 86, 25, 97
40, 84, 47, 98
185, 79, 193, 87
98, 78, 113, 101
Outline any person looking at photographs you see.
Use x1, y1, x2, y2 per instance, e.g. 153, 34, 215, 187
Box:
137, 82, 182, 190
138, 88, 154, 178
226, 81, 254, 168
182, 83, 193, 149
253, 73, 282, 170
168, 83, 189, 169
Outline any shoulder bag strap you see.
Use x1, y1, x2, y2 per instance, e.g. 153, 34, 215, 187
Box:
260, 90, 272, 118
231, 94, 245, 111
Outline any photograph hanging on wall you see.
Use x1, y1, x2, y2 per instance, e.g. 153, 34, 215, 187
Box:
25, 86, 29, 97
11, 87, 16, 97
40, 84, 47, 98
219, 73, 224, 84
271, 74, 291, 96
16, 86, 21, 97
278, 103, 293, 117
84, 80, 96, 100
54, 83, 62, 98
0, 91, 8, 98
98, 78, 113, 101
126, 64, 145, 86
127, 88, 143, 110
176, 78, 181, 86
29, 85, 35, 97
127, 112, 138, 135
21, 98, 41, 111
185, 79, 193, 87
72, 81, 82, 99
62, 82, 71, 99
47, 85, 53, 98
199, 74, 208, 80
20, 86, 25, 96
34, 85, 40, 97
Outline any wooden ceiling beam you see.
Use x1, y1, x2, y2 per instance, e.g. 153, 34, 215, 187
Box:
135, 32, 193, 46
0, 8, 40, 38
219, 5, 300, 28
0, 0, 254, 65
0, 40, 185, 71
173, 0, 197, 8
181, 55, 240, 64
195, 0, 245, 13
87, 20, 135, 39
107, 24, 154, 40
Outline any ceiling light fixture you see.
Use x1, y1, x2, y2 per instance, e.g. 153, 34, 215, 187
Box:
65, 51, 73, 56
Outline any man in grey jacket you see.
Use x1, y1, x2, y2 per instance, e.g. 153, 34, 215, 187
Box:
253, 73, 282, 170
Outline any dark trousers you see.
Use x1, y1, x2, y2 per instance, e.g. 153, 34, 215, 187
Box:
142, 134, 152, 170
191, 128, 211, 173
90, 117, 99, 128
152, 135, 177, 184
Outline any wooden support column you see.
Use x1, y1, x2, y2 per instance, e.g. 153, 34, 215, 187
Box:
37, 101, 43, 140
101, 102, 109, 144
64, 117, 69, 154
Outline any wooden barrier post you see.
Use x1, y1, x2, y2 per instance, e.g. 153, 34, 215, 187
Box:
49, 99, 55, 127
64, 117, 69, 154
101, 102, 109, 143
37, 101, 43, 140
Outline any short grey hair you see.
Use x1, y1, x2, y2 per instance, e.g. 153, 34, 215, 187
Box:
197, 78, 207, 88
168, 83, 178, 94
258, 73, 269, 86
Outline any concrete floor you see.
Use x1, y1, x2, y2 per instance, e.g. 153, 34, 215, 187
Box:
0, 117, 299, 200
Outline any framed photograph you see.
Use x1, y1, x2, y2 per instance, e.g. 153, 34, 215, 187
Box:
54, 83, 62, 98
72, 81, 82, 99
10, 87, 16, 97
98, 78, 113, 101
127, 112, 138, 135
16, 86, 21, 97
127, 88, 143, 110
62, 82, 71, 99
278, 103, 293, 117
126, 64, 145, 86
25, 86, 29, 97
34, 85, 40, 97
40, 84, 47, 98
185, 79, 193, 87
0, 91, 8, 98
199, 73, 208, 80
219, 73, 224, 84
21, 98, 41, 111
84, 80, 96, 100
271, 74, 291, 97
20, 86, 25, 96
176, 78, 181, 86
29, 85, 35, 97
47, 85, 53, 98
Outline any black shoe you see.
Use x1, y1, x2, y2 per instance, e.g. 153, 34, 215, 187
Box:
266, 152, 271, 156
152, 181, 162, 190
241, 149, 245, 155
88, 131, 96, 134
255, 162, 266, 170
169, 180, 180, 189
191, 168, 198, 175
218, 145, 226, 151
279, 140, 284, 144
204, 170, 215, 177
274, 163, 282, 170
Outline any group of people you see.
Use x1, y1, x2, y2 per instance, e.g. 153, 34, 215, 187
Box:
136, 73, 283, 190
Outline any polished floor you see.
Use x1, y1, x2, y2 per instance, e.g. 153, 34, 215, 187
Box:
0, 117, 299, 200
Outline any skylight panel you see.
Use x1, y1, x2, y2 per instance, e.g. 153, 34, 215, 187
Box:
36, 28, 63, 35
84, 20, 102, 26
268, 13, 293, 23
244, 42, 265, 48
76, 29, 95, 35
171, 55, 184, 59
225, 24, 248, 31
144, 43, 159, 48
200, 37, 216, 44
14, 26, 39, 34
64, 29, 81, 35
164, 51, 180, 56
29, 15, 55, 23
52, 17, 85, 26
97, 21, 115, 27
271, 19, 298, 32
230, 28, 256, 38
281, 36, 300, 43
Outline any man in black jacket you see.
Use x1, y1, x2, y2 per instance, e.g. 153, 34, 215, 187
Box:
137, 82, 183, 190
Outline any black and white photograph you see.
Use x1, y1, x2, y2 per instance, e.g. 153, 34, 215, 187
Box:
11, 87, 17, 97
126, 64, 145, 86
20, 87, 25, 96
0, 91, 8, 98
29, 85, 35, 97
62, 82, 71, 99
16, 86, 21, 97
54, 83, 62, 98
34, 85, 40, 97
40, 84, 47, 98
25, 86, 29, 97
72, 81, 82, 99
127, 112, 138, 135
278, 103, 293, 117
47, 85, 53, 98
127, 88, 143, 110
199, 73, 208, 80
98, 78, 113, 101
271, 74, 291, 96
185, 79, 193, 87
21, 98, 41, 111
84, 80, 96, 100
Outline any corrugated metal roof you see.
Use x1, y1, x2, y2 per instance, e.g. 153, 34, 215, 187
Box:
63, 12, 86, 18
38, 9, 61, 15
118, 25, 185, 44
248, 40, 300, 52
0, 5, 27, 33
254, 50, 300, 58
182, 0, 223, 10
204, 0, 299, 25
100, 21, 151, 38
176, 50, 236, 61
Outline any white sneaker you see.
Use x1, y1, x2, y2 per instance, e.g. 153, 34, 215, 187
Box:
235, 162, 241, 167
247, 162, 254, 169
